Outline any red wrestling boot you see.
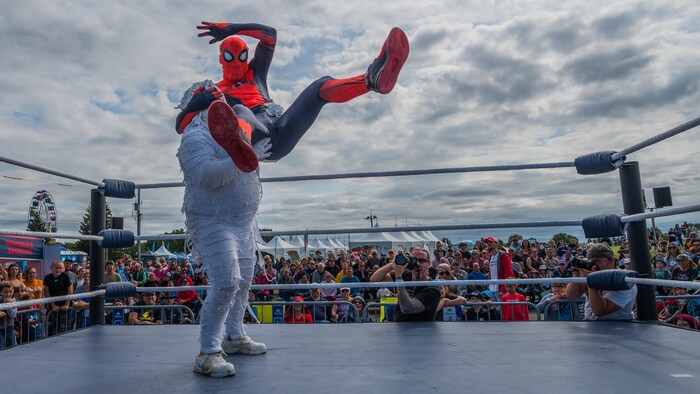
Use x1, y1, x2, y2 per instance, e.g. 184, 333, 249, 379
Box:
207, 101, 259, 173
365, 27, 410, 94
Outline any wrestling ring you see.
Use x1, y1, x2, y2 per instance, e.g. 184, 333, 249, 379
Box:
1, 116, 700, 392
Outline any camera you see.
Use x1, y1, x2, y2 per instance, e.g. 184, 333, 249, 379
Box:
395, 254, 417, 270
571, 257, 596, 271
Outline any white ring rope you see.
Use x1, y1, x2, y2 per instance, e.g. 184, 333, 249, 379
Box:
134, 162, 576, 189
611, 116, 700, 161
0, 155, 104, 187
620, 203, 700, 223
0, 290, 106, 311
4, 277, 697, 312
0, 229, 103, 241
134, 220, 583, 241
2, 202, 698, 244
132, 277, 700, 293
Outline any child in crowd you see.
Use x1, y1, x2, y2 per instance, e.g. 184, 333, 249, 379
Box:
501, 280, 529, 321
0, 283, 17, 349
537, 283, 575, 321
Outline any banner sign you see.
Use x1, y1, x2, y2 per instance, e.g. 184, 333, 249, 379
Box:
0, 235, 43, 260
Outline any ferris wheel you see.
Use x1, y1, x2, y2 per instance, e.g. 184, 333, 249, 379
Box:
29, 190, 58, 232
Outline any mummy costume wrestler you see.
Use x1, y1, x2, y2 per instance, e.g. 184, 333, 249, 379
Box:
177, 22, 409, 378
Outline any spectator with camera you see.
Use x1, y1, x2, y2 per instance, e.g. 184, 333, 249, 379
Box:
370, 247, 441, 322
565, 243, 637, 320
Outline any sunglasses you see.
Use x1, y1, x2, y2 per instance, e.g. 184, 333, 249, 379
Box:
341, 289, 350, 292
438, 271, 451, 276
416, 258, 430, 264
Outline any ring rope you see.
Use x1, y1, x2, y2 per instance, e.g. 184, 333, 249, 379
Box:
611, 116, 700, 161
132, 277, 700, 292
620, 203, 700, 223
0, 155, 104, 187
0, 229, 102, 241
134, 220, 583, 240
627, 277, 700, 290
3, 201, 698, 243
0, 290, 106, 311
5, 278, 697, 311
134, 162, 575, 189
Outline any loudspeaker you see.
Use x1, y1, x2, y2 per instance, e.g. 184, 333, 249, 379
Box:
652, 187, 672, 208
111, 217, 124, 229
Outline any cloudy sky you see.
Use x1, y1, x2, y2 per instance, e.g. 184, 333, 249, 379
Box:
1, 0, 699, 243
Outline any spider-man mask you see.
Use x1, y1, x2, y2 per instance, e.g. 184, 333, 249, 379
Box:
219, 36, 249, 83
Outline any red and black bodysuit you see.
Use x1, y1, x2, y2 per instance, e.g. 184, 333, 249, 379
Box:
177, 22, 409, 161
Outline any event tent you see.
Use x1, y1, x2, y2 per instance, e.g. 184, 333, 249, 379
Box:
258, 236, 299, 258
349, 232, 402, 254
154, 245, 177, 259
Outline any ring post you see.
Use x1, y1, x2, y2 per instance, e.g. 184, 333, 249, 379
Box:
619, 162, 656, 321
89, 189, 106, 325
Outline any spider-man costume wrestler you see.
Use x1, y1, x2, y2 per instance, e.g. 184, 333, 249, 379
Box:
177, 21, 410, 171
179, 22, 408, 378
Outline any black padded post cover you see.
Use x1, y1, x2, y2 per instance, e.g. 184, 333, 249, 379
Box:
586, 270, 638, 291
102, 179, 136, 199
101, 282, 137, 298
574, 151, 624, 175
98, 229, 135, 248
582, 214, 624, 238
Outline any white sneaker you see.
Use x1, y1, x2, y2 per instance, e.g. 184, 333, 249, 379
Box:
193, 352, 235, 378
222, 336, 267, 355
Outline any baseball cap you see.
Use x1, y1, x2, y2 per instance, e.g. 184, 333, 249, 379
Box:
467, 291, 484, 300
586, 243, 614, 259
483, 236, 496, 243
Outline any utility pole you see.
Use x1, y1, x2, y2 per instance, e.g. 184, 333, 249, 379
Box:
364, 209, 377, 228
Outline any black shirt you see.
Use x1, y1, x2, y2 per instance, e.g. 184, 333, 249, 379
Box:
43, 272, 72, 307
393, 286, 441, 322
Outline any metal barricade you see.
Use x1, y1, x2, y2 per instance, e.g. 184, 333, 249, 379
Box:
541, 298, 586, 321
250, 300, 359, 323
363, 301, 541, 321
15, 308, 46, 345
105, 305, 195, 325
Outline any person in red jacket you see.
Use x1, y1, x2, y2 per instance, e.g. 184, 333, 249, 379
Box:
283, 296, 313, 324
484, 236, 515, 301
177, 276, 197, 313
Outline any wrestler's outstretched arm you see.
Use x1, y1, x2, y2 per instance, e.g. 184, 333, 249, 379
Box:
197, 22, 277, 82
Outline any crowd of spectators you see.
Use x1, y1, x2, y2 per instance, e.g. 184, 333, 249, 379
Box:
1, 222, 699, 349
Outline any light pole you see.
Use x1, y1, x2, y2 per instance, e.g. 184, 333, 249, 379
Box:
364, 209, 377, 228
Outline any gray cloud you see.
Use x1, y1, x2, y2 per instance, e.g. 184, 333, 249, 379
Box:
563, 45, 654, 84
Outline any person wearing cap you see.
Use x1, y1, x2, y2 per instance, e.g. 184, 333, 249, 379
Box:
552, 260, 573, 279
671, 254, 699, 282
653, 257, 672, 296
128, 292, 163, 325
332, 287, 354, 322
464, 291, 501, 321
283, 296, 313, 324
565, 243, 637, 320
457, 242, 471, 260
370, 247, 441, 322
483, 236, 515, 301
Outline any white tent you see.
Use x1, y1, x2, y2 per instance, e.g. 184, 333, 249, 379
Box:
258, 236, 299, 258
320, 236, 341, 251
349, 232, 402, 254
313, 238, 334, 251
286, 235, 306, 249
154, 245, 177, 259
330, 238, 347, 250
